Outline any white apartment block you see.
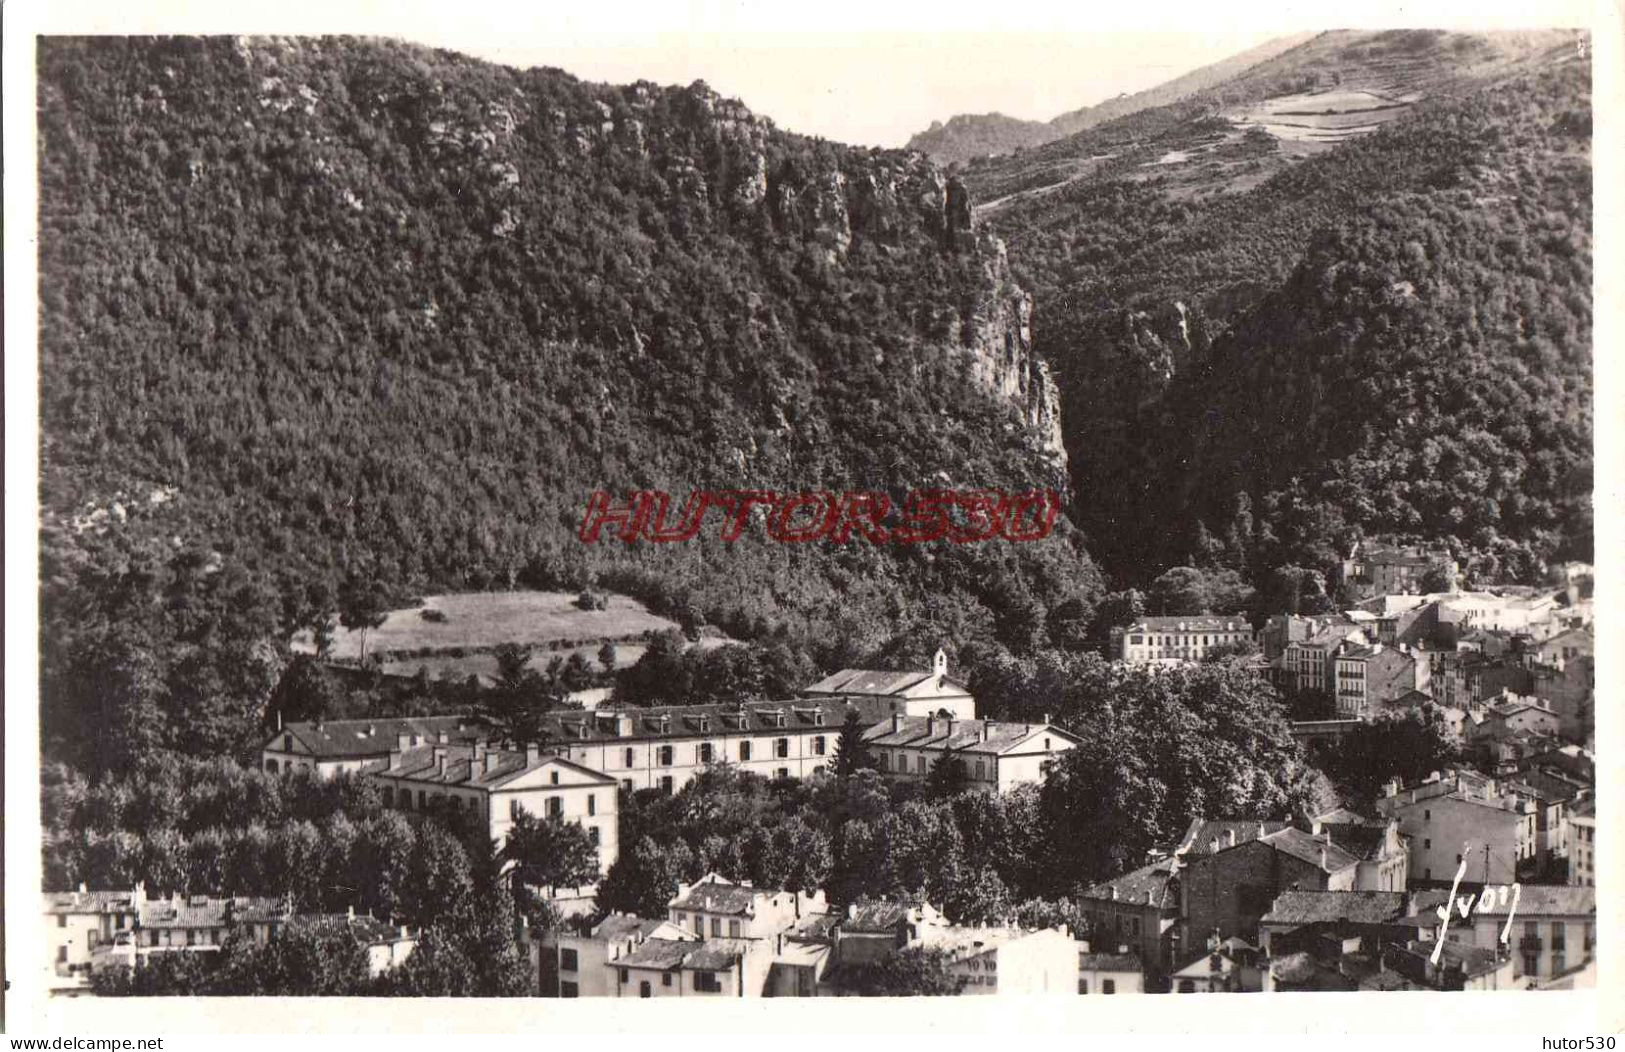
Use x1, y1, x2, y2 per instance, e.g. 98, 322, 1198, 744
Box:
1113, 616, 1256, 665
1375, 773, 1537, 884
1567, 800, 1595, 887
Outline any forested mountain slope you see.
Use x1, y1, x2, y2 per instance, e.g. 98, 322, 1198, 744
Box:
969, 31, 1591, 587
36, 36, 1102, 766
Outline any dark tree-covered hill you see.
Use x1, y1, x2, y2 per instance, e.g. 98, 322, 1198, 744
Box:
967, 31, 1591, 587
36, 36, 1102, 766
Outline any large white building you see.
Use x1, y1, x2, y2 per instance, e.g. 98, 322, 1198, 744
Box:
1113, 616, 1256, 665
1375, 772, 1537, 884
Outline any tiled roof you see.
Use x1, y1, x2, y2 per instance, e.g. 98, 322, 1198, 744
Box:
1079, 858, 1177, 910
1320, 823, 1389, 862
592, 914, 675, 944
552, 698, 857, 744
680, 939, 750, 970
268, 715, 487, 758
1259, 828, 1359, 873
366, 743, 614, 790
1077, 952, 1141, 972
1470, 885, 1594, 918
1175, 819, 1292, 857
670, 876, 764, 916
139, 895, 286, 929
840, 900, 919, 934
1261, 891, 1408, 927
1126, 616, 1253, 633
804, 669, 946, 696
43, 890, 140, 915
862, 716, 1077, 755
613, 938, 694, 970
1269, 951, 1320, 984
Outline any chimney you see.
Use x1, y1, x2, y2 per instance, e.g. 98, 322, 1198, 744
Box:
1319, 847, 1328, 869
945, 718, 958, 738
434, 748, 447, 777
926, 716, 936, 736
473, 739, 487, 760
526, 743, 541, 766
891, 713, 904, 733
1210, 837, 1221, 853
389, 747, 402, 770
397, 732, 411, 750
1109, 885, 1118, 901
847, 903, 858, 920
1226, 829, 1237, 848
485, 752, 501, 775
1119, 944, 1129, 955
1257, 822, 1267, 839
79, 881, 87, 894
438, 730, 449, 744
347, 905, 355, 920
365, 722, 376, 736
1043, 713, 1052, 725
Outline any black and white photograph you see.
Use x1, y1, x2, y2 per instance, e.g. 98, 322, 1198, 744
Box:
3, 0, 1616, 1038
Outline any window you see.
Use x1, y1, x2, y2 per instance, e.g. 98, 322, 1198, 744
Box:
547, 797, 564, 819
694, 972, 723, 993
621, 779, 633, 793
657, 745, 674, 766
711, 918, 722, 937
587, 794, 596, 816
418, 790, 426, 809
777, 768, 789, 779
57, 946, 68, 964
916, 755, 926, 774
659, 776, 673, 795
561, 981, 579, 998
624, 747, 635, 768
1424, 809, 1431, 822
639, 981, 651, 998
510, 799, 523, 819
1178, 979, 1196, 993
729, 920, 740, 937
774, 738, 789, 758
814, 736, 826, 756
383, 786, 394, 807
1044, 737, 1052, 750
1103, 979, 1116, 994
1523, 955, 1538, 977
618, 968, 628, 984
1424, 838, 1431, 850
550, 771, 560, 785
739, 741, 752, 761
266, 759, 279, 774
699, 743, 714, 763
1079, 979, 1089, 994
878, 754, 889, 771
975, 760, 986, 780
58, 915, 66, 929
560, 949, 579, 972
662, 973, 672, 988
693, 915, 703, 934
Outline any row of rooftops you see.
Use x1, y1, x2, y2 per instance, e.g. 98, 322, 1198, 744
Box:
45, 885, 420, 942
270, 705, 1072, 763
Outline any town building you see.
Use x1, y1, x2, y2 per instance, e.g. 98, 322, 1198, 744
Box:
540, 914, 692, 998
367, 740, 619, 870
668, 873, 827, 943
1170, 937, 1260, 993
1178, 825, 1359, 946
1332, 643, 1427, 719
864, 714, 1079, 791
823, 899, 946, 966
1112, 616, 1256, 666
1339, 543, 1456, 600
1375, 772, 1538, 883
1280, 619, 1370, 696
1309, 810, 1409, 891
1434, 885, 1596, 986
933, 925, 1078, 995
1567, 798, 1595, 887
1076, 942, 1144, 994
260, 715, 487, 777
801, 649, 975, 719
1531, 626, 1593, 671
1076, 856, 1182, 974
45, 886, 144, 983
1256, 890, 1409, 955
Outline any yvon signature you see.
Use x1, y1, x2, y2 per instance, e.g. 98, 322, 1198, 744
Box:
1432, 843, 1521, 965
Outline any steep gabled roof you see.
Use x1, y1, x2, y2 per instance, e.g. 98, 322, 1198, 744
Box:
1079, 858, 1178, 910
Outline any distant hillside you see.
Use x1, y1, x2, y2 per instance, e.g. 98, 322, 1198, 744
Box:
36, 36, 1104, 766
967, 29, 1591, 588
905, 33, 1315, 165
